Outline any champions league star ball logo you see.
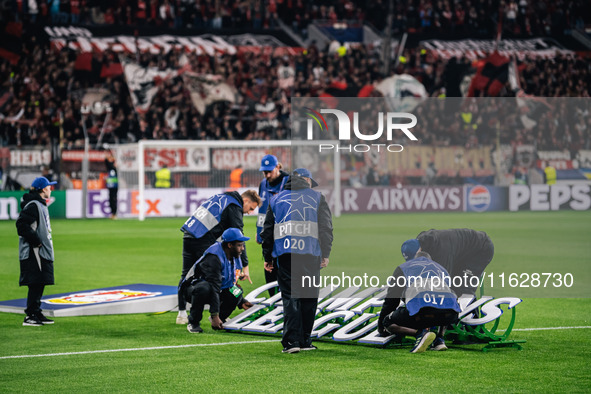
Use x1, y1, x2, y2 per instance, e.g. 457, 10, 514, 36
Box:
45, 289, 162, 304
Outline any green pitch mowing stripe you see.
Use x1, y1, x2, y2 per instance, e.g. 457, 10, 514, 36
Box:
0, 212, 589, 392
1, 326, 590, 360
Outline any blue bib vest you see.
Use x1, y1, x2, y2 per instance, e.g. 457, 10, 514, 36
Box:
399, 256, 461, 316
270, 188, 322, 258
182, 242, 241, 290
256, 175, 288, 241
181, 194, 241, 238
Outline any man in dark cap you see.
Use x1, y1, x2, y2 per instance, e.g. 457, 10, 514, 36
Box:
257, 154, 289, 296
180, 228, 250, 333
261, 168, 333, 353
16, 176, 58, 326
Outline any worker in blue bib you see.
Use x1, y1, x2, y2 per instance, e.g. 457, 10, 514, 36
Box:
180, 228, 251, 333
175, 189, 261, 325
261, 168, 333, 354
257, 154, 289, 296
378, 249, 461, 353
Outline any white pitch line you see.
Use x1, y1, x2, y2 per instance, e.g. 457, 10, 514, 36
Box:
509, 325, 591, 332
0, 339, 279, 360
2, 326, 591, 360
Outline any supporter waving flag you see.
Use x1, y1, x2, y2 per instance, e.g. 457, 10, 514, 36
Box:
467, 51, 510, 97
120, 56, 181, 113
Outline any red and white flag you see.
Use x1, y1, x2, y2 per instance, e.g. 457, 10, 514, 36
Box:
182, 72, 238, 114
120, 57, 179, 113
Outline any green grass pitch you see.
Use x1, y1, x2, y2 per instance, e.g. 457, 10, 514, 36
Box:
0, 211, 590, 392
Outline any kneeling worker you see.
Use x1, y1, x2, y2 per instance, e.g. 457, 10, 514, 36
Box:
180, 228, 251, 333
378, 249, 461, 353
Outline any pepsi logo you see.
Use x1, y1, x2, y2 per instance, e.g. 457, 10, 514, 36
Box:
468, 185, 491, 212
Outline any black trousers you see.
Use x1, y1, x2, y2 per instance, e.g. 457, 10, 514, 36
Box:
383, 306, 459, 332
178, 237, 209, 310
276, 254, 321, 348
108, 188, 118, 215
219, 288, 243, 322
25, 284, 45, 316
453, 241, 495, 295
185, 281, 213, 325
185, 283, 242, 325
264, 265, 278, 296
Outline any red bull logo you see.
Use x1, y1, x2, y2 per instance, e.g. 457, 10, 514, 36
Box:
45, 289, 161, 304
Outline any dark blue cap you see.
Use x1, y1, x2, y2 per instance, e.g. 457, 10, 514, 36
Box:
222, 228, 250, 243
259, 155, 278, 171
31, 176, 57, 190
293, 168, 319, 187
401, 239, 420, 261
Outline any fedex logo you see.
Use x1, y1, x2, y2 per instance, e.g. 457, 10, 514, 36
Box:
88, 191, 161, 217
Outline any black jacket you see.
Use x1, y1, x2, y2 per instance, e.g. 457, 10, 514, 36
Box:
16, 191, 55, 286
16, 191, 46, 247
261, 175, 333, 262
417, 228, 493, 274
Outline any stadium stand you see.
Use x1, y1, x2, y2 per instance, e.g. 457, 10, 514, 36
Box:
0, 0, 589, 188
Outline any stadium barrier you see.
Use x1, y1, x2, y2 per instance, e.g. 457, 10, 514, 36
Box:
1, 184, 591, 220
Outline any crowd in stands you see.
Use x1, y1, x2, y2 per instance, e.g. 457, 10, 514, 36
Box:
0, 0, 590, 158
1, 38, 589, 152
10, 0, 590, 37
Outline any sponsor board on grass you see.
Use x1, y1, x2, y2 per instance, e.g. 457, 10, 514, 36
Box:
225, 282, 523, 347
0, 284, 178, 316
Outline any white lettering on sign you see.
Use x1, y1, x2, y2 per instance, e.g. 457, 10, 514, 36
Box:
0, 197, 19, 220
10, 150, 51, 167
225, 283, 523, 345
509, 185, 591, 211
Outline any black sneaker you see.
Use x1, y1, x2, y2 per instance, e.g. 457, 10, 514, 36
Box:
187, 323, 204, 333
301, 343, 318, 351
36, 313, 54, 325
23, 315, 43, 326
281, 343, 300, 353
410, 330, 436, 353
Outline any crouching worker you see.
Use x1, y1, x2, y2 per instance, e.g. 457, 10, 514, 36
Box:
180, 228, 252, 333
378, 250, 461, 353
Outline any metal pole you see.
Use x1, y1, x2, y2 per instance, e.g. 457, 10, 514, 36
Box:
393, 32, 408, 69
81, 117, 89, 219
95, 107, 112, 149
333, 144, 341, 217
381, 0, 394, 75
138, 140, 145, 221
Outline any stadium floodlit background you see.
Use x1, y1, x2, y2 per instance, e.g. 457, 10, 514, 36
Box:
1, 1, 590, 392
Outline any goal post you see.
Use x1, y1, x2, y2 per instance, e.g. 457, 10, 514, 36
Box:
119, 140, 341, 221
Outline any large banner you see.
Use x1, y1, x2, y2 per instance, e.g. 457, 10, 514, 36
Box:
113, 144, 210, 172
383, 146, 493, 175
335, 186, 464, 213
66, 188, 225, 218
0, 191, 66, 220
211, 147, 292, 170
45, 26, 301, 55
509, 184, 591, 211
421, 38, 574, 60
10, 148, 52, 167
